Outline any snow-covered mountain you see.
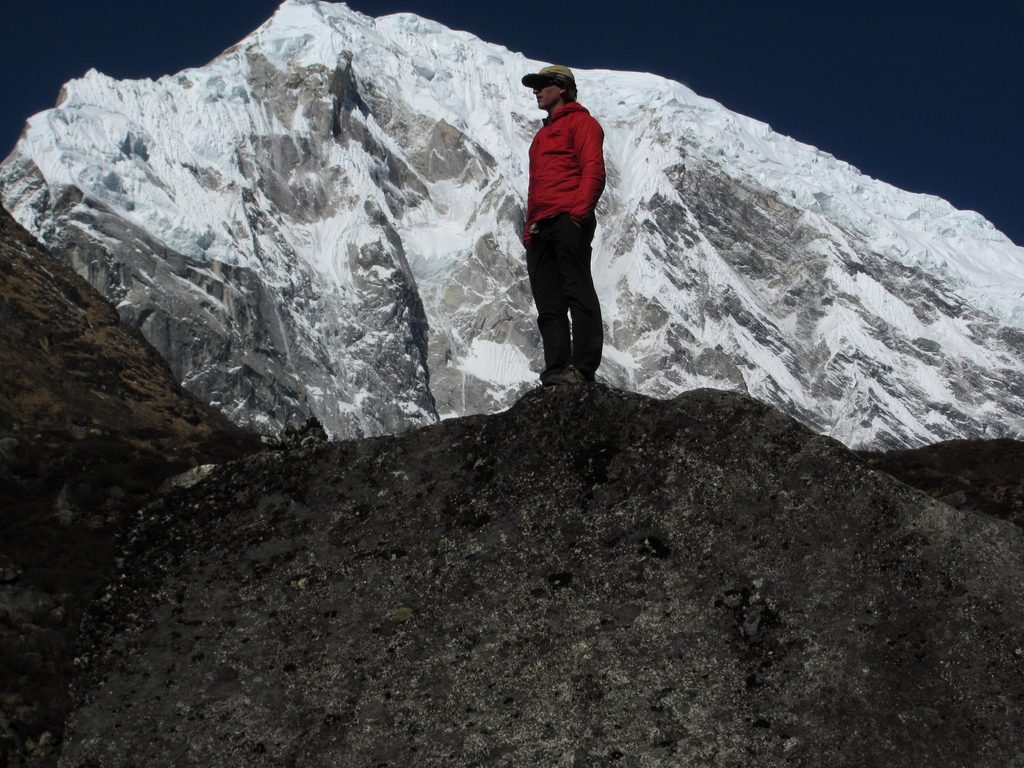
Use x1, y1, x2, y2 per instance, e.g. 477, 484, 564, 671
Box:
3, 0, 1023, 447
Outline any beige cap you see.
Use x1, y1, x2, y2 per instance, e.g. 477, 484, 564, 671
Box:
522, 65, 575, 89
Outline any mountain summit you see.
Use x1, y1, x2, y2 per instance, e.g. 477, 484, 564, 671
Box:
2, 0, 1023, 447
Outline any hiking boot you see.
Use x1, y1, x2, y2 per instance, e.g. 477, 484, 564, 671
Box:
546, 365, 586, 386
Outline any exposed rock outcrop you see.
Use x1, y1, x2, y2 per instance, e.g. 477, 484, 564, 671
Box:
62, 385, 1024, 767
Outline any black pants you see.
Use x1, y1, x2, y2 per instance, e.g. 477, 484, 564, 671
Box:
526, 213, 603, 383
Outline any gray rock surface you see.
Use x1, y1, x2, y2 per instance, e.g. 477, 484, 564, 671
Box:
62, 386, 1024, 767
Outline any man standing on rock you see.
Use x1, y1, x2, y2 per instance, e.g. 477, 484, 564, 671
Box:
521, 65, 606, 386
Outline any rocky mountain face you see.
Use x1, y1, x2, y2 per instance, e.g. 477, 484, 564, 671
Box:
3, 0, 1024, 449
59, 385, 1024, 767
0, 206, 257, 766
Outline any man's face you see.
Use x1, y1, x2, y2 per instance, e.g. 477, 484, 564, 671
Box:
533, 81, 566, 113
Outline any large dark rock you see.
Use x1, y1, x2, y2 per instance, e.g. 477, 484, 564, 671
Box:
62, 385, 1023, 767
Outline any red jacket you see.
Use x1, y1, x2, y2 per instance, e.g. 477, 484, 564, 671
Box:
524, 102, 606, 243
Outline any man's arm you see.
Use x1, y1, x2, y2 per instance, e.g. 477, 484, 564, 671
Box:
569, 116, 606, 222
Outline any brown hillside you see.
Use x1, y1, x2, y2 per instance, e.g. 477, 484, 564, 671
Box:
0, 205, 258, 765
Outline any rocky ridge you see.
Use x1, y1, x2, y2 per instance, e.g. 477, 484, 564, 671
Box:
60, 385, 1024, 767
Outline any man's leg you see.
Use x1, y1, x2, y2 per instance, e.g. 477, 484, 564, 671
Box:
552, 215, 603, 380
527, 231, 571, 383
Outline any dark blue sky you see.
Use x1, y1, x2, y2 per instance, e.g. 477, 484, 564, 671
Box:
4, 1, 1022, 245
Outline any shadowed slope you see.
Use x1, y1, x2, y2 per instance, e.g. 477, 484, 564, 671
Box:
861, 438, 1024, 529
0, 205, 257, 765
